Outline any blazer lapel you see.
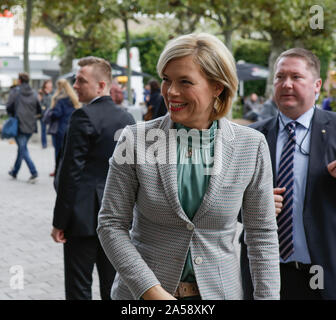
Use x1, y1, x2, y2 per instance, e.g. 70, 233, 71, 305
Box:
156, 116, 190, 222
193, 117, 235, 223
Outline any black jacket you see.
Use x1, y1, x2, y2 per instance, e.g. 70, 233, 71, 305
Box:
52, 96, 135, 237
6, 83, 41, 134
241, 108, 336, 299
149, 91, 167, 119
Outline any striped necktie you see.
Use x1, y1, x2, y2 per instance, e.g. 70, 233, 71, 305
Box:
277, 121, 296, 261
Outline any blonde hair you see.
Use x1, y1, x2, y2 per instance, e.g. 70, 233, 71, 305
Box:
157, 33, 238, 120
51, 79, 81, 109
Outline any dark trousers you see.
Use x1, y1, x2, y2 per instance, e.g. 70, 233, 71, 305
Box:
279, 263, 322, 300
240, 240, 322, 300
13, 133, 37, 176
40, 119, 47, 148
63, 236, 116, 300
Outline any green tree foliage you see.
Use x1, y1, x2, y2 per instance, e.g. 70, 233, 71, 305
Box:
245, 0, 336, 96
33, 0, 122, 74
233, 39, 270, 97
130, 31, 169, 84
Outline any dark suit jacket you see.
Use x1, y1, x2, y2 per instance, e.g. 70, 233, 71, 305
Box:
52, 96, 135, 237
241, 108, 336, 299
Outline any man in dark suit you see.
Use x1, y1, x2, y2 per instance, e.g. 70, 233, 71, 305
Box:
51, 56, 135, 300
240, 48, 336, 300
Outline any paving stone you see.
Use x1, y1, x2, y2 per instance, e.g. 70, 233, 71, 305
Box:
0, 139, 100, 300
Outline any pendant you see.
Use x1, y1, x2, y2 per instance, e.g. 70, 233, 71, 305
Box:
186, 147, 192, 158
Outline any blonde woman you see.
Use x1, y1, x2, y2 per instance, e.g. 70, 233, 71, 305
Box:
49, 79, 81, 174
97, 33, 280, 300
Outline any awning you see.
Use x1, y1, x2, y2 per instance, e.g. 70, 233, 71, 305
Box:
236, 63, 269, 81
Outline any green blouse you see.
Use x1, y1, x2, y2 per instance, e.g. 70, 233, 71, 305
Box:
175, 120, 217, 282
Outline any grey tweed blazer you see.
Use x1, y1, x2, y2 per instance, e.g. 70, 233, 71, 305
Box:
97, 114, 280, 300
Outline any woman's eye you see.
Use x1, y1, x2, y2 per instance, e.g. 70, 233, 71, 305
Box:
182, 80, 192, 84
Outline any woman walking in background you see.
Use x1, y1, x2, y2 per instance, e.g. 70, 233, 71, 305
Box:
39, 79, 53, 148
48, 79, 81, 176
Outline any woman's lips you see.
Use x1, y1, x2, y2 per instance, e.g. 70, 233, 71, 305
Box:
169, 102, 187, 112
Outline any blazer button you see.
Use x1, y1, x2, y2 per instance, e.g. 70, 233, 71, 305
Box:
186, 223, 194, 231
194, 257, 203, 265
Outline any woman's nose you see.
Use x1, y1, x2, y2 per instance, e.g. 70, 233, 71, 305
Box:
168, 82, 179, 96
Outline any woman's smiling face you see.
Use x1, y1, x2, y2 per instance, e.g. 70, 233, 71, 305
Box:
161, 55, 220, 130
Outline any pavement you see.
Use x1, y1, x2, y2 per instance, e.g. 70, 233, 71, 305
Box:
0, 133, 100, 300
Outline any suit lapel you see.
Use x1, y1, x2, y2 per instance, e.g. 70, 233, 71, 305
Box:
304, 108, 329, 209
262, 117, 278, 186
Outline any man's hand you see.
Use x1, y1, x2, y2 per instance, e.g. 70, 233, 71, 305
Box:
327, 160, 336, 178
274, 187, 286, 216
142, 285, 177, 300
51, 227, 67, 243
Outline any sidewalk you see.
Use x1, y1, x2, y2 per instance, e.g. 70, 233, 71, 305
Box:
0, 135, 99, 300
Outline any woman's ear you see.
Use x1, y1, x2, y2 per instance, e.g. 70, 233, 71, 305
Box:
213, 81, 224, 97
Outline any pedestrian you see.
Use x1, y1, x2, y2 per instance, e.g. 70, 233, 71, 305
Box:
51, 56, 135, 300
243, 93, 263, 121
6, 72, 41, 183
110, 79, 124, 107
147, 79, 167, 120
49, 79, 81, 171
131, 88, 136, 105
240, 48, 336, 300
258, 95, 278, 121
44, 79, 69, 176
97, 33, 280, 300
321, 87, 336, 112
143, 83, 150, 105
39, 79, 53, 148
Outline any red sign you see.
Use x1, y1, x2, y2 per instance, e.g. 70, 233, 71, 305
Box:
0, 10, 14, 18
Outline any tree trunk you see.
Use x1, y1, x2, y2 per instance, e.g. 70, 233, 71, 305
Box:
23, 0, 33, 75
224, 29, 233, 53
123, 17, 132, 106
265, 34, 286, 98
59, 40, 76, 75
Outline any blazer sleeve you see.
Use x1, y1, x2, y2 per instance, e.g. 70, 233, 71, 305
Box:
97, 127, 161, 300
52, 108, 96, 230
241, 135, 280, 300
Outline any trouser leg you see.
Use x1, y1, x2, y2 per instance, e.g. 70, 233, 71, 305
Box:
63, 237, 96, 300
96, 240, 116, 300
21, 134, 37, 175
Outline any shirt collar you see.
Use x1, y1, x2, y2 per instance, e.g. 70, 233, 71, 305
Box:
279, 106, 315, 131
175, 120, 218, 148
88, 96, 101, 105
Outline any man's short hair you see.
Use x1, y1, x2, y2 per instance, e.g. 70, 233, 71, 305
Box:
274, 48, 321, 79
18, 72, 29, 83
78, 56, 112, 85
